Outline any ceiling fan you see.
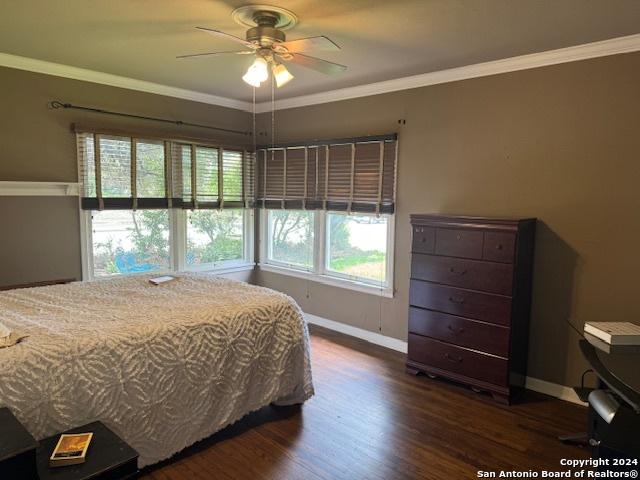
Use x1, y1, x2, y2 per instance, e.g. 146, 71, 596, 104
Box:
177, 5, 347, 88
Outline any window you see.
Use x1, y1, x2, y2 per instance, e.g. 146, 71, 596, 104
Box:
266, 210, 315, 270
85, 207, 253, 279
256, 134, 397, 295
77, 131, 255, 280
195, 146, 219, 203
256, 136, 397, 213
261, 209, 393, 296
136, 141, 165, 198
187, 209, 245, 268
91, 210, 170, 277
100, 136, 131, 198
326, 212, 388, 285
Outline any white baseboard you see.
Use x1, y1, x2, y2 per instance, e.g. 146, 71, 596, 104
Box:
305, 313, 587, 406
524, 377, 587, 406
305, 313, 409, 353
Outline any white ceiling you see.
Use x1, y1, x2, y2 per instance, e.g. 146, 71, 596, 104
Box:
1, 0, 639, 103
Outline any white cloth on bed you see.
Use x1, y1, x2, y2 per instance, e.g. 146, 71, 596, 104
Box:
0, 274, 314, 467
0, 322, 10, 338
0, 321, 27, 348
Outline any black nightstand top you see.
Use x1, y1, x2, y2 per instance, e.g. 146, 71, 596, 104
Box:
37, 421, 139, 480
0, 407, 38, 462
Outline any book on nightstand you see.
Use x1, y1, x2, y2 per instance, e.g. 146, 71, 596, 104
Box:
49, 432, 93, 467
584, 322, 640, 345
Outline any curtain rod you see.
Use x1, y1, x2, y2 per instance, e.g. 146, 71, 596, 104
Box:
49, 101, 250, 136
257, 133, 397, 150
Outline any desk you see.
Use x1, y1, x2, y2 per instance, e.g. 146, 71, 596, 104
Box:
579, 336, 640, 412
580, 336, 640, 465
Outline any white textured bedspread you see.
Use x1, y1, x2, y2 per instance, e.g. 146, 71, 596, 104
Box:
0, 274, 313, 467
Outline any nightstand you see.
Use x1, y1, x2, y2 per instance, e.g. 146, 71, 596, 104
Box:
0, 407, 39, 480
37, 421, 138, 480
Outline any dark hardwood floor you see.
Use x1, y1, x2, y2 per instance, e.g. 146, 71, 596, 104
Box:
139, 325, 588, 480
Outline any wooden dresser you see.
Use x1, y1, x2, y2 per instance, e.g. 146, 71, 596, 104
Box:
407, 214, 536, 404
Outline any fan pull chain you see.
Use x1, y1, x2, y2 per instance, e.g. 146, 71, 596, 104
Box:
252, 87, 256, 152
252, 86, 256, 209
271, 73, 278, 209
271, 73, 276, 152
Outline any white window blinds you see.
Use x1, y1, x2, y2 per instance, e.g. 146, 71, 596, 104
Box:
256, 134, 397, 214
77, 131, 255, 210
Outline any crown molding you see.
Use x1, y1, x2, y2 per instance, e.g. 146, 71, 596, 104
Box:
254, 33, 640, 112
2, 33, 639, 115
0, 52, 253, 112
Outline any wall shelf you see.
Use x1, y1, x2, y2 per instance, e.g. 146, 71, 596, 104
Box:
0, 181, 79, 196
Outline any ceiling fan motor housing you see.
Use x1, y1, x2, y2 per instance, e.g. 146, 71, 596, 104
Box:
246, 11, 286, 46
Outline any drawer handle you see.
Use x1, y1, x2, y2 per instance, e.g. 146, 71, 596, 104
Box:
444, 353, 463, 363
421, 237, 427, 243
496, 244, 504, 250
448, 296, 465, 304
449, 267, 467, 275
447, 325, 464, 334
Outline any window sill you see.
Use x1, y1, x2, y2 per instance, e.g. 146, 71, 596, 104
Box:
185, 263, 256, 275
258, 263, 394, 298
86, 264, 255, 282
88, 270, 173, 282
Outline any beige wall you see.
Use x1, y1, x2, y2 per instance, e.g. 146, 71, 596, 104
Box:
2, 52, 639, 386
255, 52, 640, 387
0, 196, 82, 286
0, 66, 250, 287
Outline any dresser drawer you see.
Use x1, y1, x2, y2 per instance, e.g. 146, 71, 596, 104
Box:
411, 254, 514, 295
408, 307, 510, 357
409, 280, 512, 326
435, 228, 483, 259
412, 226, 435, 254
408, 334, 508, 386
483, 232, 516, 263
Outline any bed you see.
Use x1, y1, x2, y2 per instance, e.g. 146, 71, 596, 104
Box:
0, 273, 314, 467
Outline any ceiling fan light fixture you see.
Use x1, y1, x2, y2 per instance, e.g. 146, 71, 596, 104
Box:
242, 57, 269, 87
273, 63, 294, 87
242, 71, 262, 87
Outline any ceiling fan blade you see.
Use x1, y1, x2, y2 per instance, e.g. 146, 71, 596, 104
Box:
278, 36, 340, 53
195, 27, 256, 48
284, 53, 347, 76
176, 50, 254, 59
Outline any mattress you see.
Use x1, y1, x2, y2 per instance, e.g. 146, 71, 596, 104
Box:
0, 273, 314, 467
